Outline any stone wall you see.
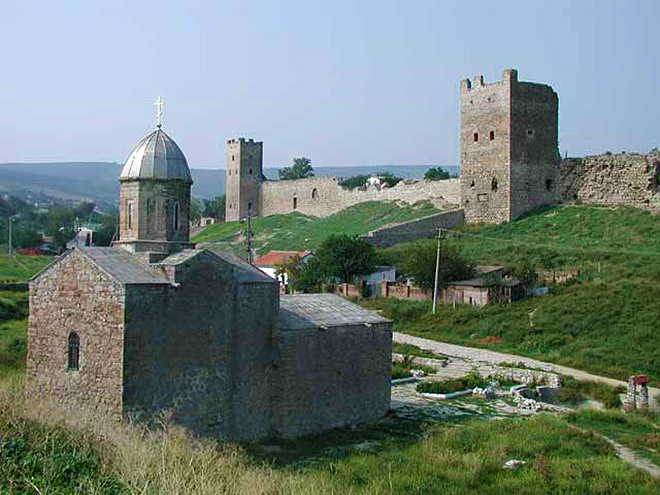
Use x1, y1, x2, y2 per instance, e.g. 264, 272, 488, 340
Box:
123, 251, 279, 442
561, 153, 660, 208
272, 322, 391, 439
26, 250, 125, 417
363, 209, 464, 248
261, 177, 460, 218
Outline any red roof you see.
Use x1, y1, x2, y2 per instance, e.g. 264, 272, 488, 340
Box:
253, 250, 312, 267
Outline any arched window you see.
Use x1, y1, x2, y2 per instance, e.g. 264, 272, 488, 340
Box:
311, 188, 318, 200
127, 201, 133, 231
67, 332, 80, 371
173, 202, 180, 231
491, 178, 498, 192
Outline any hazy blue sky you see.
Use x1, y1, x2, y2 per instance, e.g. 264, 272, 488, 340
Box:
0, 0, 657, 169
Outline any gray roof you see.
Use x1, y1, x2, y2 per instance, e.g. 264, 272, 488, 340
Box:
79, 247, 170, 284
207, 249, 275, 283
120, 129, 193, 183
278, 293, 391, 330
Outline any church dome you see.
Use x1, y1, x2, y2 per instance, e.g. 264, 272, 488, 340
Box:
120, 129, 193, 183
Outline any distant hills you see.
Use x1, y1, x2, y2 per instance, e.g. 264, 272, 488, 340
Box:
0, 162, 459, 205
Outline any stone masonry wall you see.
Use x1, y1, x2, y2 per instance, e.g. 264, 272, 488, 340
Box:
27, 250, 125, 417
261, 177, 460, 218
123, 252, 279, 442
272, 322, 391, 439
363, 209, 465, 248
561, 153, 660, 208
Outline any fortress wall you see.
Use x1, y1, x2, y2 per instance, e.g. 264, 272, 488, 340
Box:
561, 153, 660, 208
260, 177, 461, 218
363, 209, 465, 248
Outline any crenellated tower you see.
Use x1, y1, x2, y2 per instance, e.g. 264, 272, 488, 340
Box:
460, 69, 560, 223
225, 138, 263, 221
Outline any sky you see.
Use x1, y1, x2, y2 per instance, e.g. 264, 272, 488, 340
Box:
0, 0, 657, 169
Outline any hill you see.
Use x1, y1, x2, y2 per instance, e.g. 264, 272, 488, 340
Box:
192, 200, 441, 256
365, 205, 660, 385
0, 162, 459, 204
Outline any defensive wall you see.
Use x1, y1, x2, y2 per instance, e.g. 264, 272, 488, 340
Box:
561, 152, 660, 208
363, 209, 465, 248
261, 177, 461, 217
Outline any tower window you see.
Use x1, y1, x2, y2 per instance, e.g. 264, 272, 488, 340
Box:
527, 130, 535, 138
545, 179, 553, 191
470, 180, 475, 188
312, 188, 318, 200
67, 332, 80, 371
293, 197, 298, 209
173, 202, 180, 231
489, 131, 495, 141
473, 133, 479, 142
491, 178, 498, 192
249, 168, 253, 175
248, 201, 252, 211
232, 155, 235, 161
127, 201, 133, 231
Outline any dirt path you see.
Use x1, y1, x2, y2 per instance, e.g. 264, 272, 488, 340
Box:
393, 332, 660, 411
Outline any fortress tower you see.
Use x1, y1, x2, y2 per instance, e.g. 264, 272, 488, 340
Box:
225, 138, 263, 221
460, 69, 560, 223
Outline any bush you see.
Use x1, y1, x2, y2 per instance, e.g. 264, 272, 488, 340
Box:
559, 375, 625, 409
416, 371, 489, 394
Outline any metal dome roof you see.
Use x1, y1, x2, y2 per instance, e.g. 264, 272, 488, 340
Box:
120, 129, 193, 183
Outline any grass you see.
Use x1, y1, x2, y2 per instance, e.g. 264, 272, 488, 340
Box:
392, 342, 443, 359
0, 251, 51, 281
192, 200, 441, 256
391, 360, 437, 379
0, 290, 29, 380
567, 409, 660, 467
417, 371, 516, 395
2, 375, 660, 494
559, 375, 626, 409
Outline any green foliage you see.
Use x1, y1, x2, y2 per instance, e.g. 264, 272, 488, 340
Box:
391, 360, 436, 379
190, 197, 203, 223
339, 174, 370, 190
278, 157, 314, 180
559, 375, 625, 409
416, 371, 495, 394
0, 252, 51, 282
423, 167, 451, 181
392, 342, 441, 359
504, 259, 538, 288
377, 171, 401, 188
95, 214, 118, 246
397, 239, 475, 290
299, 234, 376, 288
202, 195, 226, 218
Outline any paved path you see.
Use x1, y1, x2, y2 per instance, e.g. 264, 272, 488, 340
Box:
394, 332, 660, 411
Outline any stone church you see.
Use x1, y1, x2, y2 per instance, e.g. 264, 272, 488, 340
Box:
26, 124, 392, 442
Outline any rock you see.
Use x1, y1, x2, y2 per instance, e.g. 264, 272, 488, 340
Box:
503, 459, 526, 469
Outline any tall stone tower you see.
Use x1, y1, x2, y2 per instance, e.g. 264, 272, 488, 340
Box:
115, 128, 194, 254
225, 138, 263, 222
460, 69, 560, 223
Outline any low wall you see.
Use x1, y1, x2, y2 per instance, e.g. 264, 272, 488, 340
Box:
261, 178, 461, 218
380, 281, 430, 300
363, 209, 465, 248
561, 153, 660, 208
273, 322, 392, 439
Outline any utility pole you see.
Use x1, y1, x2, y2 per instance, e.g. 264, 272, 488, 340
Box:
432, 228, 443, 314
245, 204, 253, 263
8, 217, 13, 258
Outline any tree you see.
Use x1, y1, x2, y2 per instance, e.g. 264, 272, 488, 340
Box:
203, 196, 226, 218
298, 234, 377, 291
275, 254, 303, 294
339, 174, 370, 190
190, 198, 202, 224
505, 259, 538, 289
278, 157, 314, 181
377, 171, 401, 188
424, 167, 450, 181
398, 239, 475, 291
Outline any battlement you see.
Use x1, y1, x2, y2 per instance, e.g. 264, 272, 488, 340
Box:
227, 137, 263, 146
461, 68, 519, 93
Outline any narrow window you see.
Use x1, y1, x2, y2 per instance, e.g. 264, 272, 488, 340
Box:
473, 133, 479, 142
247, 201, 252, 212
312, 188, 318, 200
470, 180, 475, 188
127, 202, 133, 231
545, 179, 553, 191
489, 131, 495, 141
173, 202, 180, 231
491, 178, 498, 192
527, 129, 534, 138
67, 332, 80, 371
232, 155, 235, 161
249, 168, 253, 176
293, 197, 298, 209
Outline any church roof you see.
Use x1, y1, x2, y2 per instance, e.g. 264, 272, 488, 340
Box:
120, 129, 193, 183
278, 294, 391, 330
79, 247, 170, 284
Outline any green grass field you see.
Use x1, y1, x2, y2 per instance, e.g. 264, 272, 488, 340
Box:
0, 252, 51, 282
192, 200, 441, 256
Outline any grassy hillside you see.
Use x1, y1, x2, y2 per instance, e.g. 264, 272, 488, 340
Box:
365, 205, 660, 384
0, 252, 51, 282
193, 200, 441, 256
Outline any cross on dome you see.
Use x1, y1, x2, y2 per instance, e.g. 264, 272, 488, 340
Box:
154, 96, 164, 128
